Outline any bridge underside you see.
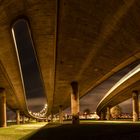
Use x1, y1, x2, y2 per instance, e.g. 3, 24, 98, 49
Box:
0, 0, 140, 116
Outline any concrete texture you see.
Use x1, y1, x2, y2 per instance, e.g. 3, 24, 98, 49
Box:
0, 0, 140, 116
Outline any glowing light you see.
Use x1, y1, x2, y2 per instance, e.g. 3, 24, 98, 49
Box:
29, 103, 48, 118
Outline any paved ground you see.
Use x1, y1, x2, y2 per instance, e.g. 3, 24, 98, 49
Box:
26, 121, 140, 140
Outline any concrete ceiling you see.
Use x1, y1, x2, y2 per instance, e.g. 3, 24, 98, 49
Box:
0, 0, 140, 115
52, 0, 140, 113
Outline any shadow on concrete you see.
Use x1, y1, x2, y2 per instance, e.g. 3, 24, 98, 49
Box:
25, 123, 140, 140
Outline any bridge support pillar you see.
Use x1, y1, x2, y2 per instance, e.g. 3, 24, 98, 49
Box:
22, 115, 25, 124
106, 107, 110, 120
28, 117, 31, 123
100, 111, 106, 120
50, 113, 53, 122
71, 81, 80, 125
16, 110, 20, 124
0, 88, 7, 127
132, 91, 139, 122
59, 105, 63, 123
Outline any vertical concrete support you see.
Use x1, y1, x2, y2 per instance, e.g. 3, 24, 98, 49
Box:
106, 107, 110, 120
0, 88, 7, 127
71, 81, 80, 125
22, 116, 25, 124
132, 91, 139, 122
100, 111, 106, 120
16, 110, 20, 124
51, 113, 53, 122
59, 105, 63, 123
28, 117, 31, 123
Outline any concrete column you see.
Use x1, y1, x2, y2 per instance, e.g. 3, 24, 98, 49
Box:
71, 81, 80, 124
50, 113, 53, 122
100, 111, 106, 120
132, 91, 139, 122
27, 117, 31, 123
106, 107, 110, 120
22, 116, 25, 124
0, 88, 7, 127
16, 110, 20, 124
59, 105, 63, 123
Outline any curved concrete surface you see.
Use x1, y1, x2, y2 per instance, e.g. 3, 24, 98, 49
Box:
96, 64, 140, 114
0, 0, 140, 116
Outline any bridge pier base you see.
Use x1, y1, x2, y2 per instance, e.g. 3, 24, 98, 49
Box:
0, 88, 7, 127
132, 91, 139, 122
71, 81, 80, 125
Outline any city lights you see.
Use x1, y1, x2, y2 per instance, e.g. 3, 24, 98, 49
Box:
29, 104, 48, 118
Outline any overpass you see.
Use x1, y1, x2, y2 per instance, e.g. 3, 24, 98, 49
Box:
0, 0, 140, 126
96, 64, 140, 121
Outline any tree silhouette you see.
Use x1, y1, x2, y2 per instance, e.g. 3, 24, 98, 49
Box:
110, 105, 121, 119
83, 108, 91, 119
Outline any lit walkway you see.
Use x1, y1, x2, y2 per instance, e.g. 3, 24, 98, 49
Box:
26, 120, 140, 140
